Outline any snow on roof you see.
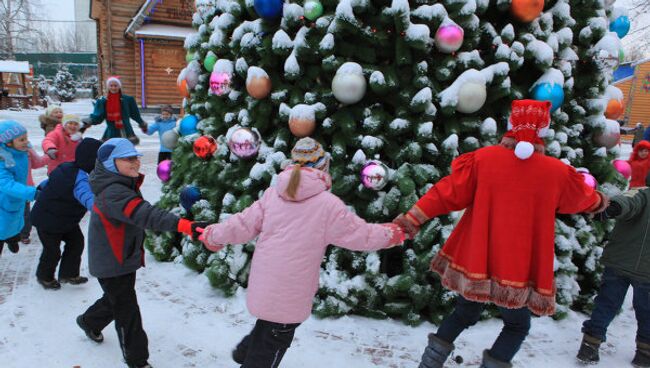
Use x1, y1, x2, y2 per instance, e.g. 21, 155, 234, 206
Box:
135, 24, 196, 41
0, 61, 30, 73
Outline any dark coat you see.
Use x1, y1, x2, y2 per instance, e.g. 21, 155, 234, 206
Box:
88, 94, 146, 144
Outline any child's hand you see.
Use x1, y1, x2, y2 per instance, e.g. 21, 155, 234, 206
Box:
196, 226, 225, 252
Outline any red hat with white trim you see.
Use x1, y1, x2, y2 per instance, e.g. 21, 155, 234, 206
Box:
506, 99, 552, 160
106, 76, 122, 88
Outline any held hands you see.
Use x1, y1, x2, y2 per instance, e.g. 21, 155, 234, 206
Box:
140, 124, 148, 134
46, 149, 58, 160
195, 225, 225, 252
177, 219, 209, 241
393, 213, 421, 240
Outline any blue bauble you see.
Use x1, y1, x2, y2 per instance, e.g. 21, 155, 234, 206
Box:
180, 186, 202, 212
609, 16, 630, 38
254, 0, 284, 20
531, 83, 564, 112
179, 115, 199, 136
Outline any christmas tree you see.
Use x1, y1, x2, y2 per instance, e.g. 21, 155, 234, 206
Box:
54, 66, 77, 102
145, 0, 628, 325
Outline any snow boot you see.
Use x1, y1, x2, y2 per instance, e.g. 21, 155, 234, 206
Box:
232, 335, 250, 364
418, 333, 454, 368
60, 276, 89, 285
37, 278, 61, 290
7, 240, 19, 253
576, 333, 601, 364
479, 350, 512, 368
633, 341, 650, 368
127, 362, 152, 368
76, 315, 104, 343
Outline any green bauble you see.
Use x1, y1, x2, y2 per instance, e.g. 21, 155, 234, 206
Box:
185, 51, 196, 63
304, 0, 323, 21
619, 48, 625, 64
204, 53, 217, 72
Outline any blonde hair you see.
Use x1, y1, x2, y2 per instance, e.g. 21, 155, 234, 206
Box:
285, 164, 302, 199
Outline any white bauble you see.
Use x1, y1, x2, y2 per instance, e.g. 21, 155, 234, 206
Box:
332, 62, 367, 104
456, 81, 487, 113
162, 129, 180, 150
593, 119, 621, 149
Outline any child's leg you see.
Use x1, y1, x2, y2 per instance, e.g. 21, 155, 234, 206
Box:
35, 229, 63, 281
242, 319, 300, 368
58, 226, 84, 279
489, 305, 531, 363
582, 267, 631, 342
435, 296, 484, 343
20, 202, 31, 241
632, 278, 650, 345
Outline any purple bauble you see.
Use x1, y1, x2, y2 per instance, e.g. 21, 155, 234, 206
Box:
612, 159, 632, 180
157, 159, 172, 182
435, 23, 464, 53
360, 161, 389, 190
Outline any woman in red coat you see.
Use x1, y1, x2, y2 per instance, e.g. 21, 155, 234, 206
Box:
395, 100, 608, 368
628, 140, 650, 188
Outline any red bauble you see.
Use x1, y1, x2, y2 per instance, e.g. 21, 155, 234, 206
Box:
193, 136, 217, 159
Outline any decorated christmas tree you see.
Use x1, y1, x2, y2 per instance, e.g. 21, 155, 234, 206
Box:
145, 0, 630, 324
54, 66, 77, 102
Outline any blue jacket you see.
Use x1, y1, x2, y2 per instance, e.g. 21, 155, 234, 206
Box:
88, 94, 146, 143
0, 145, 36, 240
146, 115, 176, 153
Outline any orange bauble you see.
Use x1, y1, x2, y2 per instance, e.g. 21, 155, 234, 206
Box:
511, 0, 544, 22
178, 79, 190, 98
246, 76, 272, 99
605, 99, 624, 120
289, 117, 316, 137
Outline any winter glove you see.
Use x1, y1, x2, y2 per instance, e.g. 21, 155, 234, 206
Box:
177, 219, 209, 241
46, 149, 58, 160
140, 124, 148, 134
393, 213, 420, 240
593, 201, 622, 221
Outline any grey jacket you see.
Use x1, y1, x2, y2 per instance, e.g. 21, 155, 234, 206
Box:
605, 187, 650, 282
88, 161, 179, 278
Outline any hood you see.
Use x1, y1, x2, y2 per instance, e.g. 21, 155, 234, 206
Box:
39, 115, 60, 125
631, 141, 650, 161
75, 138, 102, 173
90, 159, 139, 195
155, 115, 177, 123
276, 166, 332, 202
0, 144, 27, 168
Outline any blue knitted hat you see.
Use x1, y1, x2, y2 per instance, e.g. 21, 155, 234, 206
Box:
97, 138, 142, 173
0, 120, 27, 144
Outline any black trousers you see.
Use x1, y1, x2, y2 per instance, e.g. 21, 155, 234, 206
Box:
20, 202, 31, 239
35, 226, 84, 281
235, 319, 300, 368
157, 152, 172, 164
81, 272, 149, 366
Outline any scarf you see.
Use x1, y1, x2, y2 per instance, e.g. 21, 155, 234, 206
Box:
106, 92, 123, 129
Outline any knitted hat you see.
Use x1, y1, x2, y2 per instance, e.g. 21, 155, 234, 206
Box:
45, 105, 62, 117
62, 114, 80, 126
291, 137, 330, 171
106, 76, 122, 88
507, 99, 552, 160
74, 138, 102, 173
97, 138, 142, 173
0, 120, 27, 144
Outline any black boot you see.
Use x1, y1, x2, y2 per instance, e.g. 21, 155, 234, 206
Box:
633, 341, 650, 368
418, 333, 454, 368
37, 278, 61, 290
7, 240, 19, 253
128, 362, 152, 368
60, 276, 89, 285
232, 335, 250, 364
76, 315, 104, 343
480, 350, 512, 368
576, 333, 601, 364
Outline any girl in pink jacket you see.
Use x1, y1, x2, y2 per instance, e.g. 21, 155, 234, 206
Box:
199, 138, 406, 368
20, 147, 48, 243
42, 114, 82, 175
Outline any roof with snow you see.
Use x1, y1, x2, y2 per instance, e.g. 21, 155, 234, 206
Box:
134, 24, 196, 41
0, 61, 30, 73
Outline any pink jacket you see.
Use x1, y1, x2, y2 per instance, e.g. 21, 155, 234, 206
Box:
27, 148, 48, 186
42, 124, 79, 175
202, 167, 405, 324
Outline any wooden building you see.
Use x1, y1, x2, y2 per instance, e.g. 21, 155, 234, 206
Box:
614, 58, 650, 127
90, 0, 196, 108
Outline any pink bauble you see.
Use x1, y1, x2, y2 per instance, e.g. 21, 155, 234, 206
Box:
581, 172, 598, 189
210, 71, 232, 96
435, 24, 464, 53
360, 161, 389, 190
157, 159, 172, 182
612, 159, 632, 179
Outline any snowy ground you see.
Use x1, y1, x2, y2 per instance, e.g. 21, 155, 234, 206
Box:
0, 101, 640, 367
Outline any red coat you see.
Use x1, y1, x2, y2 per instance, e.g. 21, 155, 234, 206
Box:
628, 140, 650, 188
409, 145, 601, 316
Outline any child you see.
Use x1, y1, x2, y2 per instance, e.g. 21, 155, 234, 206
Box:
577, 182, 650, 367
0, 120, 37, 255
31, 138, 102, 289
76, 138, 205, 368
628, 140, 650, 188
39, 105, 64, 135
145, 104, 176, 163
20, 145, 49, 244
198, 138, 406, 367
42, 114, 83, 175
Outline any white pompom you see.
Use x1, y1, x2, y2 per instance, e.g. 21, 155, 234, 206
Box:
514, 141, 534, 160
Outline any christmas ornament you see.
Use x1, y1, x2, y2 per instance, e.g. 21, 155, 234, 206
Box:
604, 85, 625, 120
593, 33, 623, 69
157, 160, 172, 182
619, 48, 625, 64
254, 0, 284, 20
612, 159, 632, 180
228, 127, 261, 159
435, 22, 464, 54
360, 161, 389, 190
304, 0, 323, 21
162, 129, 180, 150
210, 71, 232, 96
204, 52, 217, 72
179, 115, 199, 136
185, 51, 196, 63
332, 62, 366, 105
289, 104, 316, 137
593, 119, 621, 149
580, 171, 598, 189
246, 67, 272, 99
609, 16, 630, 38
193, 136, 217, 159
456, 81, 487, 113
531, 82, 564, 112
180, 186, 202, 213
511, 0, 544, 22
178, 79, 190, 98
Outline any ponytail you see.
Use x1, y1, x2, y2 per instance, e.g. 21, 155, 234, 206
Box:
285, 165, 302, 199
